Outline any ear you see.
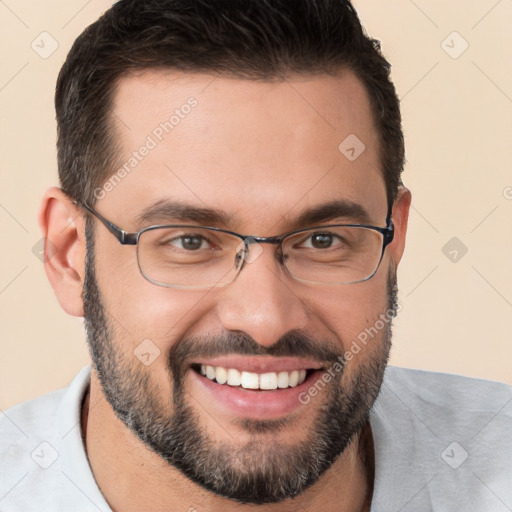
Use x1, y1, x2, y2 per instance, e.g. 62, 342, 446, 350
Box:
387, 185, 412, 267
38, 187, 87, 317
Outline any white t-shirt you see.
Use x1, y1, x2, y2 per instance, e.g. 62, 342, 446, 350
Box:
1, 365, 511, 511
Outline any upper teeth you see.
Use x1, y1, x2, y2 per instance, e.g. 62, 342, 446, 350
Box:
200, 365, 307, 390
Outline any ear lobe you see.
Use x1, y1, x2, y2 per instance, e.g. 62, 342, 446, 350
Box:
388, 186, 412, 267
38, 187, 87, 317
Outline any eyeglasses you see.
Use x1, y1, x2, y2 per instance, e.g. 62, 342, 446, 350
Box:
78, 202, 394, 289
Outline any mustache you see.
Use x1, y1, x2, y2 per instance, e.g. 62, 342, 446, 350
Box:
168, 329, 343, 378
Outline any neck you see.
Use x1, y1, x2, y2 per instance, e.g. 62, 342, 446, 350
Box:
82, 375, 374, 512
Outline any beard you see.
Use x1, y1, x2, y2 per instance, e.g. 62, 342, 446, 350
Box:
82, 220, 397, 505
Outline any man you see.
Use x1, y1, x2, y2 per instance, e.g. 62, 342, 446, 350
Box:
1, 0, 511, 510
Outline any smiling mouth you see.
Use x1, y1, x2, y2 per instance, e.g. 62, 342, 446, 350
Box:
191, 364, 318, 391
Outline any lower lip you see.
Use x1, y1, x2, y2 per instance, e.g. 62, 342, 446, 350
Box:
190, 369, 324, 419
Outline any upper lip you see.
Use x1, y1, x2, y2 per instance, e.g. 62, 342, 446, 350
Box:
191, 356, 324, 373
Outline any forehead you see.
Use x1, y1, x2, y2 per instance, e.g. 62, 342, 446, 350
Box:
105, 69, 387, 231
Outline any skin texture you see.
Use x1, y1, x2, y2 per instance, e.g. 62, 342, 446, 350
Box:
39, 70, 411, 512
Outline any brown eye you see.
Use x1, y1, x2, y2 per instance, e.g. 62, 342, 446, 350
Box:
165, 234, 211, 251
310, 233, 335, 249
300, 232, 342, 250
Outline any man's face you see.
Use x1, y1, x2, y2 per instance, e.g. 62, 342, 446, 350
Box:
83, 70, 403, 504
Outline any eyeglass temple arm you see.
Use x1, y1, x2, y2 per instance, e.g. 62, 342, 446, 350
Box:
75, 201, 138, 245
384, 203, 394, 245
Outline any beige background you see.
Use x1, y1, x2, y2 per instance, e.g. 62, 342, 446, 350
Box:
1, 0, 511, 410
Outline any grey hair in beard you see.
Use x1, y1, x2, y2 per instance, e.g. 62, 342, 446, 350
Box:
83, 218, 397, 504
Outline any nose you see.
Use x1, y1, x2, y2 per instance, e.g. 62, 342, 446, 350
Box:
214, 244, 309, 347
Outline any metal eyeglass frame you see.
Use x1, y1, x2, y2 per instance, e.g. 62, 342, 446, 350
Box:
77, 201, 395, 287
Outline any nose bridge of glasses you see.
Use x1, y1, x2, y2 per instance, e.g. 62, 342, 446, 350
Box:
234, 234, 286, 271
244, 235, 283, 245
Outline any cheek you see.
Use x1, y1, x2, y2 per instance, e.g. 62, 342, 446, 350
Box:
127, 288, 215, 343
97, 252, 216, 353
300, 271, 391, 385
306, 275, 390, 353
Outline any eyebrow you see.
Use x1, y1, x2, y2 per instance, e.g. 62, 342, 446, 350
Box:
293, 200, 374, 228
135, 199, 232, 228
135, 198, 375, 231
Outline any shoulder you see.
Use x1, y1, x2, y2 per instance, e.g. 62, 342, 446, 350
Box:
374, 365, 512, 452
0, 382, 72, 473
379, 366, 512, 429
382, 365, 512, 410
0, 366, 110, 511
0, 386, 68, 442
370, 366, 512, 511
0, 365, 92, 442
384, 364, 512, 391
